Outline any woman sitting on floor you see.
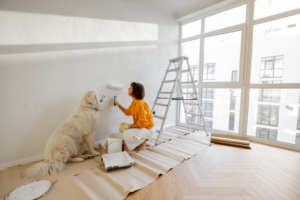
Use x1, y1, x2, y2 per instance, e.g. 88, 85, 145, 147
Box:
115, 82, 155, 151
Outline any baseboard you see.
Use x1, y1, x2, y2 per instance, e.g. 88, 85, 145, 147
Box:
0, 154, 45, 171
0, 139, 107, 171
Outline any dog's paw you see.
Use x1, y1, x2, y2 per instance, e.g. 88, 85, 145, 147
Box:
91, 151, 101, 156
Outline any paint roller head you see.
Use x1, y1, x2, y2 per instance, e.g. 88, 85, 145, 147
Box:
107, 84, 124, 106
107, 84, 124, 90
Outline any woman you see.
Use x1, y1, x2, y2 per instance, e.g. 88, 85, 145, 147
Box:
115, 82, 155, 151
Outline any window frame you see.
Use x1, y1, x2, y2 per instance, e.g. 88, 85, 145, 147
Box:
177, 0, 300, 151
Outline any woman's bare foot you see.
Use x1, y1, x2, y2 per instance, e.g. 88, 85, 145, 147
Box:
133, 140, 147, 151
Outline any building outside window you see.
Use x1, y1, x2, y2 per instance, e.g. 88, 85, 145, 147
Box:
297, 107, 300, 130
201, 101, 214, 117
260, 80, 282, 84
229, 112, 235, 131
257, 104, 279, 126
296, 133, 300, 146
258, 89, 281, 102
256, 127, 278, 141
203, 63, 215, 80
231, 70, 238, 82
202, 88, 214, 99
260, 56, 284, 78
230, 91, 236, 110
200, 118, 213, 129
185, 65, 199, 83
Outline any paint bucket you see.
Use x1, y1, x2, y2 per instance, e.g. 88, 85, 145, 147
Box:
106, 133, 125, 154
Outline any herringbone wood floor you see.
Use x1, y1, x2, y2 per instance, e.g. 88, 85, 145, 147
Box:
126, 142, 300, 200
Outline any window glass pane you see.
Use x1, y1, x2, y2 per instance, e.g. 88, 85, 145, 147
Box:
247, 89, 300, 146
180, 88, 241, 133
181, 39, 200, 83
202, 88, 241, 133
205, 5, 246, 33
250, 14, 300, 84
254, 0, 300, 20
179, 88, 199, 123
182, 20, 201, 39
204, 31, 241, 82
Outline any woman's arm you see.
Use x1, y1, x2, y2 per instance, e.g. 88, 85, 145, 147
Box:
118, 104, 126, 114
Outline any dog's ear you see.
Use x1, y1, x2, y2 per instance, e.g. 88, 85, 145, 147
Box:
86, 92, 96, 105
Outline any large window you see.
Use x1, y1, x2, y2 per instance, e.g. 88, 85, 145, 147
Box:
203, 31, 242, 82
179, 0, 300, 150
250, 14, 300, 84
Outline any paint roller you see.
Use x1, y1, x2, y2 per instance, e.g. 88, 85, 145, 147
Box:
107, 83, 124, 106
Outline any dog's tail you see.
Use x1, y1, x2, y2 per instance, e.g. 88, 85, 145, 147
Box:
23, 160, 65, 179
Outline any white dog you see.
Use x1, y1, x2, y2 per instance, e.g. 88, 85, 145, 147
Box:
24, 90, 104, 178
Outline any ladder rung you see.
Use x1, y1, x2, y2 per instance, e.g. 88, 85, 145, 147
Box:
153, 114, 165, 120
170, 56, 187, 62
188, 122, 204, 127
185, 112, 202, 116
179, 69, 190, 73
163, 79, 176, 83
154, 103, 169, 107
166, 68, 180, 72
181, 92, 197, 94
183, 102, 199, 105
180, 81, 194, 84
158, 91, 174, 94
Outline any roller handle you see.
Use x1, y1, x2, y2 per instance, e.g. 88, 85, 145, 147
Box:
114, 96, 117, 106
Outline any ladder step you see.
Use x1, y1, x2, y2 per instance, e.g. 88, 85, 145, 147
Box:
179, 69, 190, 73
185, 112, 202, 116
183, 102, 199, 105
154, 103, 169, 107
188, 121, 204, 127
170, 56, 187, 62
163, 79, 176, 83
180, 81, 194, 84
158, 91, 174, 94
166, 68, 180, 72
153, 114, 165, 120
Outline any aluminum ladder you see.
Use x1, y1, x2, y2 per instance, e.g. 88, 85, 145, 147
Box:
151, 56, 209, 146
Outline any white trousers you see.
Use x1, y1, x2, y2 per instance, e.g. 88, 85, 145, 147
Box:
121, 127, 155, 151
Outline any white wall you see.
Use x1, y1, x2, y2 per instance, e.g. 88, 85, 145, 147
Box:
0, 0, 179, 167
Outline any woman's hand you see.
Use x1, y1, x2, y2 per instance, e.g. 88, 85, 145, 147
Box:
114, 98, 120, 106
130, 123, 140, 128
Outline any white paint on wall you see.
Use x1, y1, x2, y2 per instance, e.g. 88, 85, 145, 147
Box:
0, 0, 179, 167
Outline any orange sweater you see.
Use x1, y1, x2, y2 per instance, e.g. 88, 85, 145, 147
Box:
125, 99, 155, 129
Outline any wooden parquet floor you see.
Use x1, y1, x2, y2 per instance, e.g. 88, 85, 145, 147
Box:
126, 142, 300, 200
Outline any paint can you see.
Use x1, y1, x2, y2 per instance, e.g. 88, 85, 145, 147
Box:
106, 133, 125, 154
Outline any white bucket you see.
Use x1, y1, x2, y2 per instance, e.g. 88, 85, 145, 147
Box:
106, 133, 125, 154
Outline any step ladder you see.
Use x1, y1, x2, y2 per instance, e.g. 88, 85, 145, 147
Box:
151, 56, 209, 146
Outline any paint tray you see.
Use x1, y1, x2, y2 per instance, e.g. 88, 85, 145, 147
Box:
101, 151, 134, 171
